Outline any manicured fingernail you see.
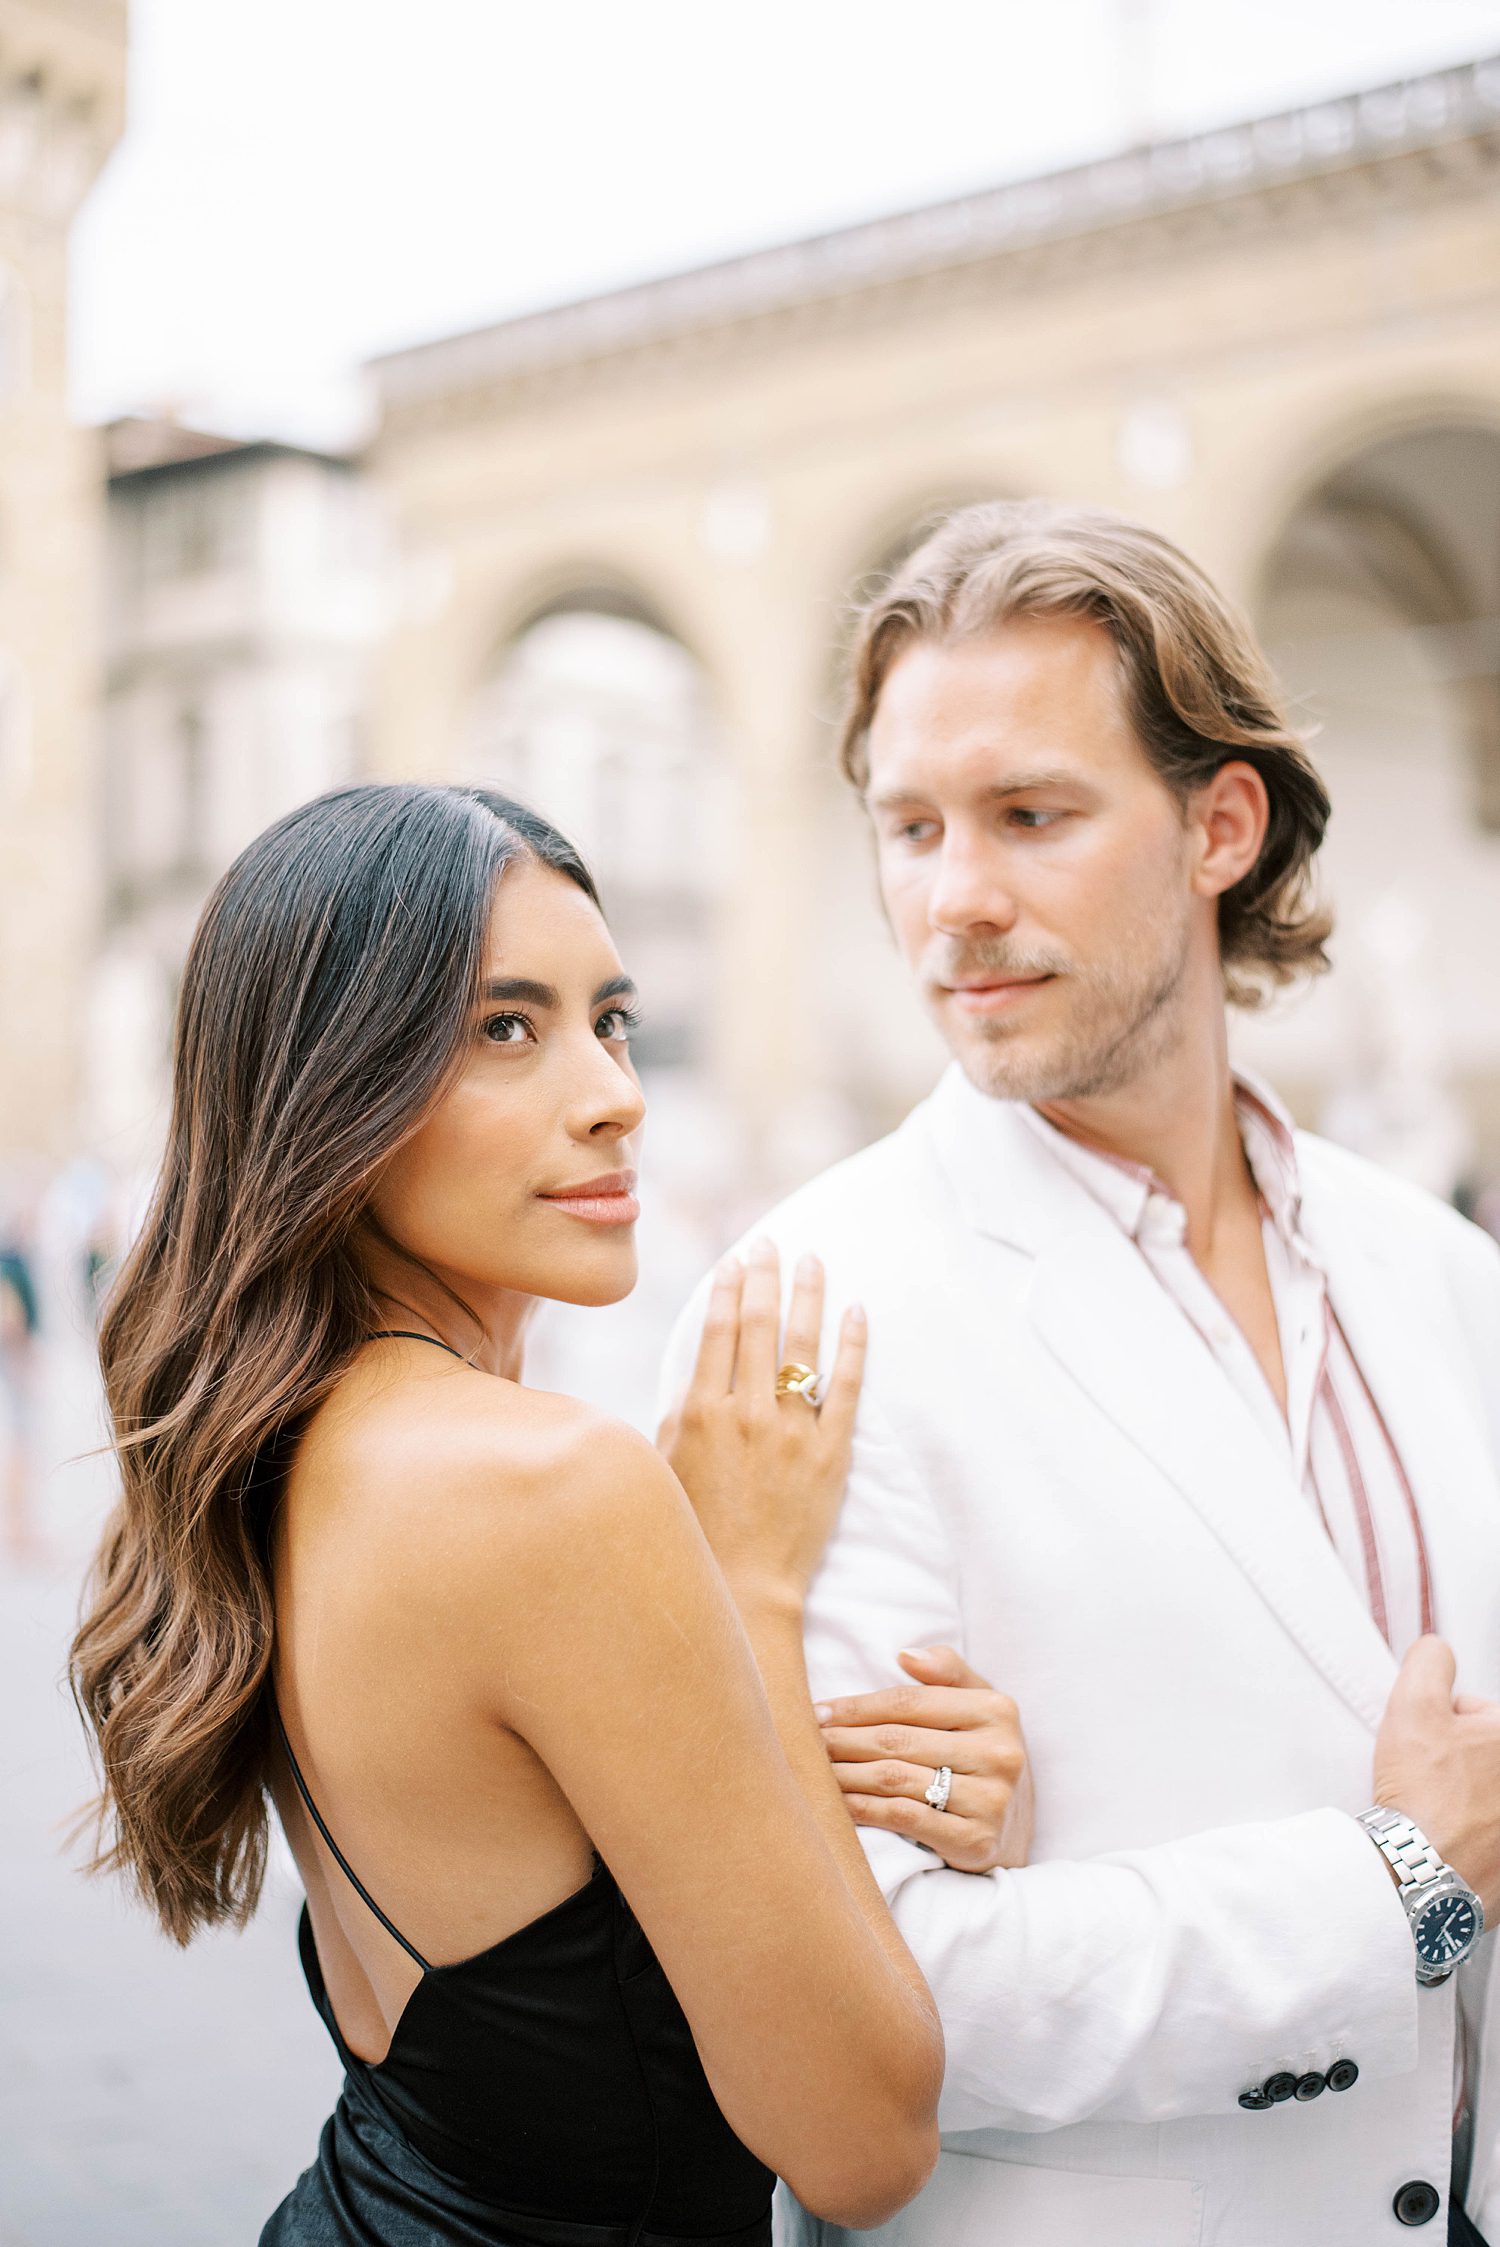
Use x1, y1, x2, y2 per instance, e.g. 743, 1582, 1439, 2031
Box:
813, 1703, 833, 1723
796, 1252, 819, 1279
751, 1235, 776, 1259
846, 1303, 867, 1328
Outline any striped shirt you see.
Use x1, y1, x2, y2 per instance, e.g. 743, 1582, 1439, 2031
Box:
1019, 1075, 1434, 1658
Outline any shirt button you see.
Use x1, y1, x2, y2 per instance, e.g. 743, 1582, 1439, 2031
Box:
1293, 2072, 1326, 2100
1238, 2086, 1273, 2111
1392, 2180, 1441, 2226
1325, 2059, 1359, 2093
1264, 2071, 1298, 2102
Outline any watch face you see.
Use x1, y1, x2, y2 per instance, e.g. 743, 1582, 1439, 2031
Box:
1413, 1891, 1479, 1970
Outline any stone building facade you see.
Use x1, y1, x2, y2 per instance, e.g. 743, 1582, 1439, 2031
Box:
6, 32, 1500, 1222
365, 52, 1500, 1205
96, 420, 380, 1160
0, 0, 126, 1161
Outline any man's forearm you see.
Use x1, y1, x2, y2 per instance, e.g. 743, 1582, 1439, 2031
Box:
870, 1805, 1419, 2135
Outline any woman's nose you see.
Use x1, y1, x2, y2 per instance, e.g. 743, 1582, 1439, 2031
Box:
590, 1093, 644, 1140
579, 1049, 646, 1140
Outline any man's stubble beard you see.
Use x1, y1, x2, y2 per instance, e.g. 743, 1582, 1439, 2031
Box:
937, 907, 1195, 1106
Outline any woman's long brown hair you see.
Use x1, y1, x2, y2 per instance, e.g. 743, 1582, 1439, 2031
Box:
70, 782, 599, 1944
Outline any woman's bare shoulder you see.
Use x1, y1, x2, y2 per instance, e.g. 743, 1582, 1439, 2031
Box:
310, 1357, 683, 1584
440, 1376, 673, 1525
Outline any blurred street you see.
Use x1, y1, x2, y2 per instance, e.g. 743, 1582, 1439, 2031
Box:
0, 1331, 341, 2247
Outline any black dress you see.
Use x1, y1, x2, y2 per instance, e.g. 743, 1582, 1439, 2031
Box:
261, 1721, 773, 2247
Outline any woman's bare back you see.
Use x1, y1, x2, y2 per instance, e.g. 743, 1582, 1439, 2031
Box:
271, 1341, 600, 2062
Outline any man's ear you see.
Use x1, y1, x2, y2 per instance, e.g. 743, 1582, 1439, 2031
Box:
1188, 760, 1269, 900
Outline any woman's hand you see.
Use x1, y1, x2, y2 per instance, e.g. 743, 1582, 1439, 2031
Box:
659, 1240, 866, 1611
816, 1646, 1033, 1875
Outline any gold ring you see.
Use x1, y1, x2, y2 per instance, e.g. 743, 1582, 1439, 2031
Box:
775, 1361, 822, 1405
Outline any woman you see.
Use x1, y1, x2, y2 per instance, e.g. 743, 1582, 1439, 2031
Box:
71, 784, 1027, 2246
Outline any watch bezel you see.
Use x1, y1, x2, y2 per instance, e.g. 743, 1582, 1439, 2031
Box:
1407, 1874, 1484, 1984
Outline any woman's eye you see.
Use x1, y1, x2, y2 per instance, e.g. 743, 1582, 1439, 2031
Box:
481, 1012, 535, 1047
595, 1006, 641, 1043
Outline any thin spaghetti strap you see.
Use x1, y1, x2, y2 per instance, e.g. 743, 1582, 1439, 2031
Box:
369, 1329, 464, 1358
271, 1701, 432, 1974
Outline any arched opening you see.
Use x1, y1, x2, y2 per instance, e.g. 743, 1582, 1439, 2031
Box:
1244, 419, 1500, 1196
462, 591, 727, 1074
460, 589, 731, 1420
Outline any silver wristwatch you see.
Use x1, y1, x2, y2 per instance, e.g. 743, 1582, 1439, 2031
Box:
1358, 1807, 1485, 1986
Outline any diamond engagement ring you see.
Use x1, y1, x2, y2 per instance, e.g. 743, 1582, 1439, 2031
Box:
774, 1361, 822, 1405
924, 1765, 954, 1813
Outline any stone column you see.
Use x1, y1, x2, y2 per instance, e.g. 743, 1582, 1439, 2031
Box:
0, 7, 128, 1160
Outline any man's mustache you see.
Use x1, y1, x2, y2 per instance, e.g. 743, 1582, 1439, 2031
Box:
924, 943, 1073, 986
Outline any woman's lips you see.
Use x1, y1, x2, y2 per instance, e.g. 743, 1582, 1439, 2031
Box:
945, 976, 1054, 1016
537, 1171, 640, 1226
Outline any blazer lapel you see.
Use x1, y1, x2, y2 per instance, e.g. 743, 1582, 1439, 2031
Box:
1298, 1159, 1500, 1691
1026, 1210, 1397, 1732
926, 1068, 1397, 1732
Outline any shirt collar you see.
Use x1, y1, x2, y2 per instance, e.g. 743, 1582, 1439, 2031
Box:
1232, 1069, 1304, 1240
1016, 1103, 1160, 1236
1018, 1069, 1304, 1247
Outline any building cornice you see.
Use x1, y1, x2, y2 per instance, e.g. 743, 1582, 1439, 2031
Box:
371, 51, 1500, 423
104, 421, 357, 484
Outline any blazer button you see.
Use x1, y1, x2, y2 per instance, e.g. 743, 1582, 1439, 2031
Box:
1325, 2059, 1360, 2093
1264, 2071, 1298, 2102
1293, 2072, 1326, 2101
1392, 2180, 1441, 2227
1238, 2087, 1273, 2111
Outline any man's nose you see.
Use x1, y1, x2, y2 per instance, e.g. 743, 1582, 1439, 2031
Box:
927, 837, 1018, 935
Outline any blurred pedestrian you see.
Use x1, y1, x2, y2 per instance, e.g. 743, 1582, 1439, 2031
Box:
0, 1206, 41, 1561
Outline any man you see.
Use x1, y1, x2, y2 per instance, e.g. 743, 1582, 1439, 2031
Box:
663, 503, 1500, 2247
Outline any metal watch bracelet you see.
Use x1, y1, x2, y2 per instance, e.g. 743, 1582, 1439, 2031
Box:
1358, 1807, 1448, 1897
1357, 1806, 1486, 1988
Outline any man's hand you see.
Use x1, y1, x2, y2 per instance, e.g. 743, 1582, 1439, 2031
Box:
1372, 1635, 1500, 1920
816, 1645, 1033, 1875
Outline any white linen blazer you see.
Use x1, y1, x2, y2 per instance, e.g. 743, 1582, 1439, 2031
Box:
662, 1065, 1500, 2247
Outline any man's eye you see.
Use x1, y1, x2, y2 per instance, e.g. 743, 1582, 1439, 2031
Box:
481, 1012, 535, 1046
1009, 808, 1061, 830
894, 820, 938, 843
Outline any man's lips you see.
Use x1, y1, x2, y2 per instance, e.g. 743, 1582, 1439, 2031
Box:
537, 1170, 640, 1226
941, 974, 1056, 1015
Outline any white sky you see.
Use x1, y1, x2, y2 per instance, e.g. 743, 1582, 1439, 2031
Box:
70, 0, 1500, 446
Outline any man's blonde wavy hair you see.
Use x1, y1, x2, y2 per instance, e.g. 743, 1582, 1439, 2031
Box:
839, 500, 1333, 1008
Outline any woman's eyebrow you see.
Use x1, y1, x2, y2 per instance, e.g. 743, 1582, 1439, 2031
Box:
481, 977, 557, 1006
479, 975, 638, 1007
